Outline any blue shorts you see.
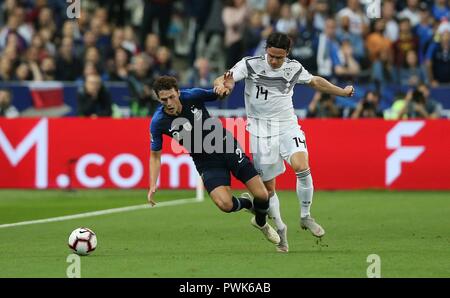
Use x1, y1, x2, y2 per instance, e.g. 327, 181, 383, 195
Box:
196, 151, 258, 194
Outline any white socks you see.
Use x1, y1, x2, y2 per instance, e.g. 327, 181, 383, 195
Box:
296, 169, 314, 218
268, 192, 286, 231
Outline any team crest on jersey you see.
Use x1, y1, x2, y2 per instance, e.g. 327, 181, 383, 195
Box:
190, 106, 202, 121
284, 67, 292, 78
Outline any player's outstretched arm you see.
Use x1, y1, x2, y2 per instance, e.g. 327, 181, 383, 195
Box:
148, 150, 162, 206
309, 76, 354, 97
214, 71, 235, 97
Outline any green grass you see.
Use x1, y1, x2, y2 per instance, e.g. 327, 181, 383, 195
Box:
0, 190, 449, 278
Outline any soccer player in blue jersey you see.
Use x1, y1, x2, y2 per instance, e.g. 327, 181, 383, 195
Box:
147, 76, 280, 245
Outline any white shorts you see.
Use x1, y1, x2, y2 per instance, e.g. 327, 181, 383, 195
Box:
250, 127, 308, 182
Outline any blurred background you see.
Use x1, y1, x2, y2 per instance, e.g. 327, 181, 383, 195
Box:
0, 0, 449, 119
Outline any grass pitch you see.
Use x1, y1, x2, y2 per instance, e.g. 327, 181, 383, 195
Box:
0, 189, 449, 278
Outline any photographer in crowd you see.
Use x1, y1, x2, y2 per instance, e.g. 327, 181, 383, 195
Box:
351, 91, 384, 118
399, 83, 441, 119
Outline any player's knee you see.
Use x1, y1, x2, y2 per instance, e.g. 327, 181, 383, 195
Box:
293, 165, 309, 173
215, 198, 233, 213
253, 188, 269, 202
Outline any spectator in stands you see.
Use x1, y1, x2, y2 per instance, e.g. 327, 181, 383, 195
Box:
128, 53, 158, 117
398, 0, 421, 27
140, 0, 174, 46
382, 0, 399, 42
337, 15, 365, 61
317, 18, 340, 79
77, 74, 112, 117
223, 0, 249, 69
0, 14, 27, 53
144, 33, 160, 63
55, 37, 82, 81
39, 56, 56, 81
0, 57, 13, 81
109, 47, 131, 81
426, 30, 450, 86
397, 50, 428, 86
185, 57, 217, 88
153, 46, 177, 78
351, 91, 383, 118
242, 10, 267, 56
393, 18, 418, 68
334, 38, 361, 82
275, 3, 297, 35
415, 3, 435, 64
432, 0, 450, 21
310, 0, 329, 32
13, 62, 32, 81
290, 11, 319, 74
0, 89, 19, 118
336, 0, 369, 36
399, 84, 441, 119
307, 92, 343, 118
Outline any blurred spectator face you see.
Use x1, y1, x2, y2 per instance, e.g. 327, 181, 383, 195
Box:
145, 34, 160, 54
14, 6, 26, 25
407, 0, 419, 9
134, 55, 150, 76
406, 50, 418, 67
249, 11, 263, 28
60, 37, 74, 58
36, 0, 48, 8
418, 84, 430, 98
280, 4, 291, 19
85, 47, 100, 64
436, 0, 446, 6
15, 63, 30, 80
399, 19, 412, 34
26, 46, 39, 62
41, 57, 55, 75
382, 1, 395, 19
38, 7, 53, 26
266, 0, 280, 16
0, 58, 12, 78
77, 9, 89, 28
374, 19, 386, 33
365, 91, 379, 104
62, 21, 75, 38
83, 31, 97, 47
124, 26, 136, 43
325, 19, 337, 38
7, 14, 20, 30
233, 0, 246, 7
156, 47, 171, 64
112, 28, 125, 49
3, 44, 18, 61
31, 35, 44, 49
83, 62, 99, 77
195, 57, 210, 77
39, 28, 53, 44
95, 7, 108, 24
316, 0, 328, 13
347, 0, 360, 11
5, 0, 17, 11
90, 18, 102, 36
341, 16, 350, 31
85, 74, 102, 97
115, 48, 129, 67
0, 90, 12, 108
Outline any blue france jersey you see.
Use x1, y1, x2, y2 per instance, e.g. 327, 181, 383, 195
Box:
150, 88, 223, 159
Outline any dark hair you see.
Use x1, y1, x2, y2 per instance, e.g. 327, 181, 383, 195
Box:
153, 76, 179, 97
266, 32, 292, 51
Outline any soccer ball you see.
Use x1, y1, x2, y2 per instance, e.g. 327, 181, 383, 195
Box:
68, 227, 97, 256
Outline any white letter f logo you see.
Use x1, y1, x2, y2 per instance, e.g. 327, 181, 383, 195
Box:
386, 121, 425, 186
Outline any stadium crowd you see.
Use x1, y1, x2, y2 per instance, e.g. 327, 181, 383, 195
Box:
0, 0, 449, 119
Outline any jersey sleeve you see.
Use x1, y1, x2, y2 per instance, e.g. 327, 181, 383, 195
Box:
296, 64, 314, 84
230, 57, 248, 81
150, 119, 163, 151
181, 88, 218, 103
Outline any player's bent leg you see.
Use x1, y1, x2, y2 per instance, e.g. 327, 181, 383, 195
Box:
289, 152, 325, 238
209, 185, 252, 213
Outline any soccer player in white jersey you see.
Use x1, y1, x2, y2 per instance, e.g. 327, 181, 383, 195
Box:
214, 32, 355, 252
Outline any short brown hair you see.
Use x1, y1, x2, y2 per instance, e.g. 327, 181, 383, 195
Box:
153, 76, 179, 97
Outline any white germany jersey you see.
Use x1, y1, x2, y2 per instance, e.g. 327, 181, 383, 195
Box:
231, 55, 313, 137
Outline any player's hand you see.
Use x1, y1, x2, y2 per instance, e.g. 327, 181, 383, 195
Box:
343, 86, 355, 97
147, 186, 157, 206
214, 85, 231, 98
223, 70, 235, 91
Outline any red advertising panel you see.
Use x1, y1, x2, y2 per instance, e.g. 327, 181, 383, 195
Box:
0, 118, 449, 190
